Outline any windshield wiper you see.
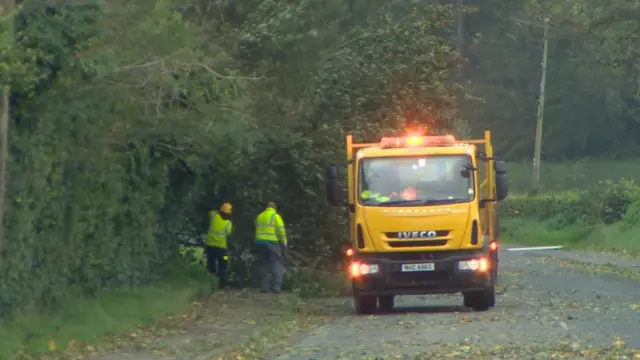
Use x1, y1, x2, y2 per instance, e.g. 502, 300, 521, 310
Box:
421, 198, 468, 205
375, 200, 425, 206
366, 199, 470, 207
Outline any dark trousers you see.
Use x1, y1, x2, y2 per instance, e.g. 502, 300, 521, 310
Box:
256, 242, 284, 293
205, 246, 229, 289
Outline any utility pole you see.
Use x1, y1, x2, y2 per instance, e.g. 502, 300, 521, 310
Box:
0, 0, 15, 266
455, 0, 464, 55
532, 17, 549, 191
454, 0, 465, 129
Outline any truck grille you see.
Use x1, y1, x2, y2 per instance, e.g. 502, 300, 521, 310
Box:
385, 230, 450, 239
388, 240, 447, 248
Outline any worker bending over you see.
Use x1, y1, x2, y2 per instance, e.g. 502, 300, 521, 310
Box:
206, 202, 233, 290
255, 201, 287, 294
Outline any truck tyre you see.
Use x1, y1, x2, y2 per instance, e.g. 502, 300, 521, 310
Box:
494, 202, 501, 239
493, 265, 499, 288
378, 295, 394, 312
489, 255, 499, 288
354, 294, 376, 315
463, 286, 496, 311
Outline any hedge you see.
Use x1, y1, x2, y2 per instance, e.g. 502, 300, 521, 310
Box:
502, 179, 640, 228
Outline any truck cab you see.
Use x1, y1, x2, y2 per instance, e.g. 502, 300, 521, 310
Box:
326, 131, 508, 314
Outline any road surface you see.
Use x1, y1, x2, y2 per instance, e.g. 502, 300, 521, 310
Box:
271, 248, 640, 359
89, 248, 640, 360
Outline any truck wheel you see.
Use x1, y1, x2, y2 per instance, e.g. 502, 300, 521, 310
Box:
463, 286, 496, 311
354, 294, 376, 315
378, 295, 394, 312
493, 266, 499, 287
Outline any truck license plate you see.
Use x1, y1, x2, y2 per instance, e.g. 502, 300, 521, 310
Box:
401, 263, 435, 272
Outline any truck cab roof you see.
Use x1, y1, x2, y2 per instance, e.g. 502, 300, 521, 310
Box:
357, 144, 476, 158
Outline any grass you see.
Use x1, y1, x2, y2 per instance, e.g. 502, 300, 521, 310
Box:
0, 264, 213, 360
501, 218, 640, 256
501, 218, 593, 246
507, 159, 640, 194
500, 159, 640, 256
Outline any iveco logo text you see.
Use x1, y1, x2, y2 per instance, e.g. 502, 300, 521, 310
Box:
397, 231, 437, 239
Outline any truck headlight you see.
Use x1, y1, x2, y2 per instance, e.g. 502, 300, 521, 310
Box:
349, 262, 379, 277
458, 258, 489, 272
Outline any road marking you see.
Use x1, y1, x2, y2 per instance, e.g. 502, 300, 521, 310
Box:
506, 246, 565, 251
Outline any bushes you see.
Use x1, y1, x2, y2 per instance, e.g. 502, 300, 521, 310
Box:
502, 179, 640, 226
501, 179, 640, 254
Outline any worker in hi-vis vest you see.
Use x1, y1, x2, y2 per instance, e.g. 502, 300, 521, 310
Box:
255, 201, 287, 294
206, 202, 233, 289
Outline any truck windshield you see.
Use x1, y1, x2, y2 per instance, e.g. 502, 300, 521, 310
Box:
358, 155, 475, 206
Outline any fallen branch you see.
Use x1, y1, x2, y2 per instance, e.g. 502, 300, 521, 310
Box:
178, 239, 205, 248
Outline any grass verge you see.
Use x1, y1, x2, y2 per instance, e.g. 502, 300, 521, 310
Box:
507, 159, 640, 193
0, 264, 213, 360
501, 217, 640, 256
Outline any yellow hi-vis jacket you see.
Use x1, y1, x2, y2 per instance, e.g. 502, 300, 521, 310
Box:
206, 211, 233, 248
255, 207, 287, 246
360, 190, 390, 202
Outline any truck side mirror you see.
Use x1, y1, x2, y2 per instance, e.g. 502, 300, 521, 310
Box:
326, 164, 340, 206
494, 160, 508, 201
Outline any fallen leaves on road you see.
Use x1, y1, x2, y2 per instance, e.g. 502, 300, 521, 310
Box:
535, 256, 640, 281
409, 341, 639, 360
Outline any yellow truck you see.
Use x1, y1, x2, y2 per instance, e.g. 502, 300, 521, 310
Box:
326, 130, 508, 314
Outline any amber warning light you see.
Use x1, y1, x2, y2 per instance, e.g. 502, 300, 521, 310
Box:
380, 135, 456, 149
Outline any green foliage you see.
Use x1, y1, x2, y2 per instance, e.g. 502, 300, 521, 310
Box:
502, 158, 640, 255
179, 245, 206, 268
599, 179, 640, 224
508, 160, 640, 194
621, 201, 640, 230
503, 179, 640, 226
0, 0, 461, 320
502, 217, 594, 246
502, 217, 640, 256
0, 0, 247, 317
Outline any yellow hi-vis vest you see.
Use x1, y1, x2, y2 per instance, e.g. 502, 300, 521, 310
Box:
206, 211, 233, 248
255, 207, 287, 245
360, 190, 390, 202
